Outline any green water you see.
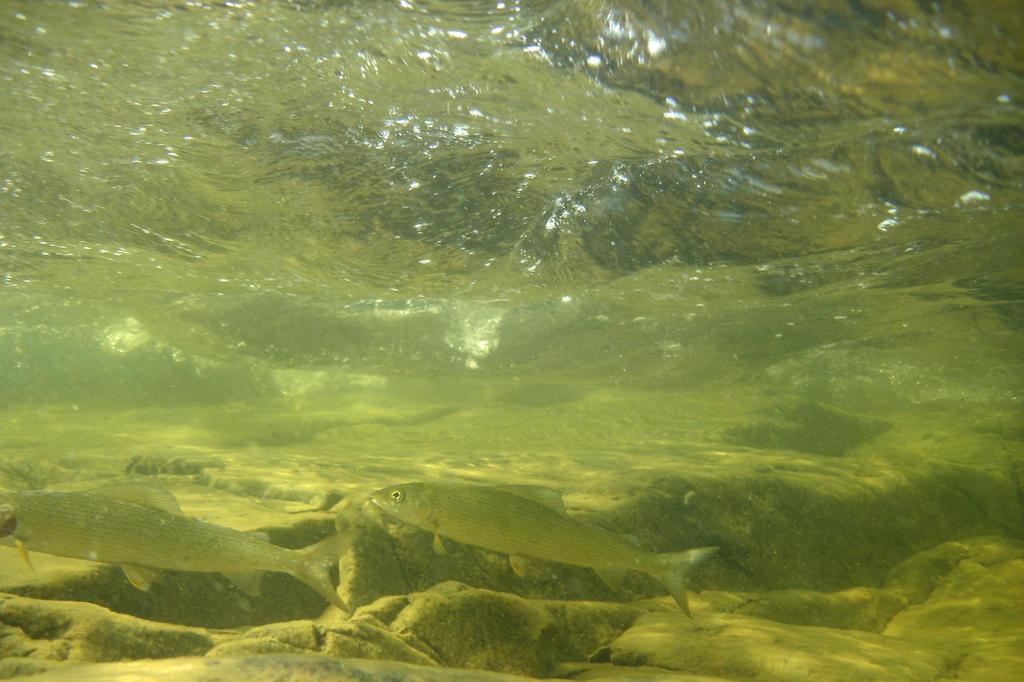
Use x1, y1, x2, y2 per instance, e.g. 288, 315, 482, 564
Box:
2, 0, 1019, 478
0, 0, 1022, 678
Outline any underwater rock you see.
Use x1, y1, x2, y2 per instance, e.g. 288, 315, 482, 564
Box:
207, 583, 644, 677
703, 586, 906, 632
882, 537, 973, 604
584, 535, 1024, 682
335, 513, 412, 611
205, 620, 321, 656
0, 593, 213, 663
0, 459, 68, 492
604, 465, 1020, 595
3, 535, 1020, 680
563, 662, 732, 680
7, 654, 531, 682
883, 536, 1024, 682
723, 399, 890, 457
206, 617, 435, 666
382, 581, 644, 677
0, 657, 69, 680
124, 451, 224, 476
318, 620, 436, 664
195, 469, 343, 510
591, 610, 953, 681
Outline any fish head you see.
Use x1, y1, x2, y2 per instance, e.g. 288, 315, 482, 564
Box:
368, 484, 433, 525
0, 504, 15, 538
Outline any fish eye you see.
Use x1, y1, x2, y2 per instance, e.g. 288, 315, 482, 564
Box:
390, 489, 405, 504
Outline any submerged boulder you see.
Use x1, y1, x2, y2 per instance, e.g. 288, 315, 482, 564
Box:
590, 535, 1024, 682
591, 610, 953, 681
0, 593, 213, 663
206, 617, 435, 666
380, 581, 644, 677
883, 536, 1024, 681
3, 654, 531, 682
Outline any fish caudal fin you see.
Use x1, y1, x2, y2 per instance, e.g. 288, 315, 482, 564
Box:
292, 530, 356, 612
652, 546, 718, 617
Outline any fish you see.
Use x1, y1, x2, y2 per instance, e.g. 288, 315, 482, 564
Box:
368, 481, 717, 615
0, 483, 352, 610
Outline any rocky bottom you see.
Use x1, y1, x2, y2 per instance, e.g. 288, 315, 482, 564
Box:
1, 535, 1021, 682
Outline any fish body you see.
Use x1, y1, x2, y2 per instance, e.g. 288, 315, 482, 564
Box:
0, 486, 350, 610
369, 481, 716, 615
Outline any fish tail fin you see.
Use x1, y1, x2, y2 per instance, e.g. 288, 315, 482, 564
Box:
652, 546, 718, 617
292, 530, 356, 612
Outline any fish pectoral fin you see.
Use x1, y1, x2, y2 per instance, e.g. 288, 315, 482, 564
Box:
594, 567, 627, 590
432, 528, 448, 555
509, 554, 529, 577
121, 564, 163, 591
224, 570, 263, 597
15, 539, 35, 572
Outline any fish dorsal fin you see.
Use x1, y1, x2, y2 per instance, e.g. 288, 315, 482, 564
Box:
492, 484, 566, 514
86, 483, 183, 515
122, 564, 163, 591
224, 570, 263, 596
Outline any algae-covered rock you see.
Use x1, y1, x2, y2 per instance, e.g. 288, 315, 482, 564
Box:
389, 582, 551, 674
124, 451, 224, 476
205, 620, 320, 657
351, 593, 410, 626
724, 399, 891, 457
883, 536, 1024, 682
320, 620, 436, 664
706, 586, 907, 632
335, 512, 412, 611
593, 610, 953, 681
559, 661, 728, 681
587, 536, 1024, 682
385, 581, 643, 677
0, 657, 69, 681
882, 538, 972, 604
4, 535, 1021, 681
206, 617, 436, 666
0, 593, 213, 663
610, 465, 1020, 595
10, 654, 531, 682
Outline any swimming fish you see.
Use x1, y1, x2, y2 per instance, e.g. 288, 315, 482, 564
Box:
368, 481, 717, 615
0, 483, 351, 610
